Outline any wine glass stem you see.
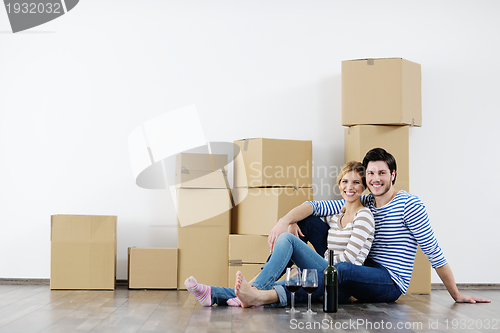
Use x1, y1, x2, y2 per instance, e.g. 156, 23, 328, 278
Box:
308, 294, 312, 311
291, 293, 295, 310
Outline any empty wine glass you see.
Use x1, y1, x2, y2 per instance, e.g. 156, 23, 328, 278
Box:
301, 269, 318, 314
285, 267, 301, 313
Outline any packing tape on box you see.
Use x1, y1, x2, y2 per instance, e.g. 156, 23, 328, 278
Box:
367, 58, 374, 65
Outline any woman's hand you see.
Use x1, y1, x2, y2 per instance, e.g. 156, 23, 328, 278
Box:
268, 219, 289, 252
287, 223, 304, 239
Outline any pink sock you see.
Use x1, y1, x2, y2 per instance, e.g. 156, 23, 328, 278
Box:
184, 276, 212, 307
227, 286, 257, 307
227, 297, 242, 307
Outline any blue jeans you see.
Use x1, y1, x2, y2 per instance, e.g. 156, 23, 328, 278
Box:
336, 258, 401, 303
293, 215, 402, 303
269, 215, 330, 279
210, 233, 328, 307
211, 216, 401, 307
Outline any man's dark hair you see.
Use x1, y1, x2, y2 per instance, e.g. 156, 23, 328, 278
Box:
362, 148, 397, 185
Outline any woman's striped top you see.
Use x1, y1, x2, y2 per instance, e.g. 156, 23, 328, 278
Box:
307, 191, 447, 294
325, 207, 375, 266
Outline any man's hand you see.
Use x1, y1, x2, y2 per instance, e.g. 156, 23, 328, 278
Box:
435, 264, 491, 304
268, 219, 289, 252
454, 293, 491, 304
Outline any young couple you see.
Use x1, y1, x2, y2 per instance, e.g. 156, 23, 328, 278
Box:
185, 148, 490, 307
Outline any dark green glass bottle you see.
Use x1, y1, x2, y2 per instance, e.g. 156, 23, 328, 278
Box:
323, 249, 338, 313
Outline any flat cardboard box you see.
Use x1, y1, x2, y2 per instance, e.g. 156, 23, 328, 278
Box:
232, 187, 313, 236
406, 247, 431, 294
228, 235, 269, 286
128, 247, 178, 289
234, 138, 312, 188
175, 153, 229, 189
344, 125, 409, 193
342, 58, 421, 127
177, 189, 231, 288
51, 215, 116, 290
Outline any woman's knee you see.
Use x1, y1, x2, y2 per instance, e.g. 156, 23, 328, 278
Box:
276, 232, 295, 245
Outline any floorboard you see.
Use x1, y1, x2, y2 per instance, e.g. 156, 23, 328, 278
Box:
0, 286, 498, 333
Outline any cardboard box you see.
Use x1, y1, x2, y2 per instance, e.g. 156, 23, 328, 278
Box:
344, 125, 409, 193
177, 189, 231, 288
342, 58, 421, 127
229, 235, 270, 264
232, 187, 313, 236
175, 153, 228, 189
228, 235, 269, 287
51, 215, 116, 290
128, 247, 178, 289
229, 264, 263, 287
406, 247, 431, 294
344, 125, 431, 294
234, 138, 312, 188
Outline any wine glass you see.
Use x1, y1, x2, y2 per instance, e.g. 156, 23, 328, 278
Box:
301, 269, 318, 314
285, 267, 301, 313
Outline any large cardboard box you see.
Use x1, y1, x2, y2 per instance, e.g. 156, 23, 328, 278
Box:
344, 125, 431, 294
177, 189, 231, 288
344, 125, 409, 193
407, 247, 431, 294
234, 138, 312, 188
175, 153, 228, 189
128, 247, 178, 289
228, 235, 269, 286
232, 187, 313, 236
342, 58, 421, 127
51, 215, 116, 290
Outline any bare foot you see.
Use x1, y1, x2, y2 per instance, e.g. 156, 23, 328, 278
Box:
235, 271, 279, 308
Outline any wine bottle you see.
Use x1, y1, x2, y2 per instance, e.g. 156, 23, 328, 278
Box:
323, 249, 338, 313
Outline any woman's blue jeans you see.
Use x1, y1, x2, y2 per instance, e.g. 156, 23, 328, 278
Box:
212, 232, 328, 307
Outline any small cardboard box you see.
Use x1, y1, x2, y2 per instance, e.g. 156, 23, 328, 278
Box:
177, 189, 231, 288
175, 153, 228, 189
128, 247, 178, 289
234, 138, 312, 188
228, 235, 269, 286
232, 187, 313, 236
342, 58, 421, 127
50, 215, 116, 290
344, 125, 409, 193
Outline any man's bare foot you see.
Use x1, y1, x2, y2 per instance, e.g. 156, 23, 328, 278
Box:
235, 271, 278, 307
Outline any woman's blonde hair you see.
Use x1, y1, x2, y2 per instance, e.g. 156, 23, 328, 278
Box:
336, 161, 366, 189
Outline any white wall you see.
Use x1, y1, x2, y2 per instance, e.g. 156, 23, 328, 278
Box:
1, 0, 498, 284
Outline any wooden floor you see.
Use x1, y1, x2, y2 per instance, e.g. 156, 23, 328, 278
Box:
0, 285, 498, 333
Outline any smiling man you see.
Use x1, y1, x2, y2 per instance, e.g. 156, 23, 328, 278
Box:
268, 148, 490, 304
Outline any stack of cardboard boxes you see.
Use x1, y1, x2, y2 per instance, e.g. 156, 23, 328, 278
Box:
342, 58, 431, 294
230, 138, 313, 283
176, 153, 232, 288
